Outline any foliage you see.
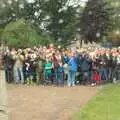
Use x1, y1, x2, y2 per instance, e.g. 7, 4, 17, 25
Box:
0, 0, 78, 46
105, 0, 120, 46
107, 31, 120, 45
80, 0, 112, 43
107, 0, 120, 29
0, 0, 120, 47
1, 19, 55, 48
0, 0, 20, 28
41, 0, 77, 44
73, 83, 120, 120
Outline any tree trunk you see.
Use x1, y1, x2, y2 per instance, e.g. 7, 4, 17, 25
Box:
80, 39, 82, 48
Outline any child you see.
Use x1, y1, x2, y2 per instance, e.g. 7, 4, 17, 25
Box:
36, 57, 45, 85
58, 62, 64, 86
92, 59, 101, 86
63, 63, 69, 81
44, 57, 52, 84
24, 62, 33, 85
92, 70, 101, 86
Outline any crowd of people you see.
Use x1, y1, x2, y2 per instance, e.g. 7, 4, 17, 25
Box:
1, 44, 120, 87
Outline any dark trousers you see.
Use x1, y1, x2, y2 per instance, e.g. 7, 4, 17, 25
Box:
5, 69, 13, 83
58, 72, 64, 85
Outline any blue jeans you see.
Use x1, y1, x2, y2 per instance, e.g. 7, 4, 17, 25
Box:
117, 65, 120, 80
67, 71, 76, 86
107, 67, 112, 80
14, 67, 24, 84
58, 72, 64, 85
112, 66, 118, 80
100, 67, 108, 81
5, 68, 13, 83
88, 70, 92, 82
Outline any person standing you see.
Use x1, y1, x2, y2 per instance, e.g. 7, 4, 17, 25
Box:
13, 49, 24, 84
80, 53, 90, 85
67, 51, 78, 87
3, 50, 14, 83
36, 56, 45, 85
99, 53, 108, 82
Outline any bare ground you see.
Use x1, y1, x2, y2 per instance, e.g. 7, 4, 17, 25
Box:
7, 85, 99, 120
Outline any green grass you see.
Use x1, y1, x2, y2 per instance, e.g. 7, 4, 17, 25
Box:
73, 84, 120, 120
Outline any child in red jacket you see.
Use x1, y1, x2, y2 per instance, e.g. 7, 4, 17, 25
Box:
91, 58, 101, 86
92, 70, 101, 86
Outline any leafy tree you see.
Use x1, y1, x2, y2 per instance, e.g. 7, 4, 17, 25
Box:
1, 19, 55, 48
0, 0, 78, 46
105, 0, 120, 45
80, 0, 112, 43
42, 0, 77, 45
23, 0, 77, 45
107, 0, 120, 29
107, 31, 120, 46
0, 0, 27, 30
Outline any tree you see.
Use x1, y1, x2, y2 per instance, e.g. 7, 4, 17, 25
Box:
40, 0, 77, 45
1, 19, 55, 48
0, 0, 25, 28
104, 0, 120, 45
107, 0, 120, 29
0, 0, 78, 46
107, 31, 120, 46
80, 0, 112, 43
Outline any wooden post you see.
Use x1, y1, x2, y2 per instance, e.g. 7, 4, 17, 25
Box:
0, 53, 3, 70
0, 70, 8, 120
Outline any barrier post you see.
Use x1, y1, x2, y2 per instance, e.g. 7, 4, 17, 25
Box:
0, 70, 8, 120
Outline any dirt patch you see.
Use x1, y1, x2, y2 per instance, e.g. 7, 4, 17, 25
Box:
8, 85, 99, 120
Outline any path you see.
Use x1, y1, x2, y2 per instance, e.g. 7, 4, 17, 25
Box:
8, 84, 99, 120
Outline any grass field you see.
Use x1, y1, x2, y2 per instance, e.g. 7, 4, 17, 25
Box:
73, 83, 120, 120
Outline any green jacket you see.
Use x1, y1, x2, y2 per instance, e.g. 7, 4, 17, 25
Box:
45, 62, 52, 74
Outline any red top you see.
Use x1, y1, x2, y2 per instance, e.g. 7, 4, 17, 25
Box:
93, 71, 101, 81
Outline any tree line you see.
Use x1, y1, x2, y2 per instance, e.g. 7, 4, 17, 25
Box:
0, 0, 120, 48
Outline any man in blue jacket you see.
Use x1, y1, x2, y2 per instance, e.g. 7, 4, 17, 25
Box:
67, 52, 78, 87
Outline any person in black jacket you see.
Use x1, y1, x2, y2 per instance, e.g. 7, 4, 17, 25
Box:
3, 51, 14, 83
106, 53, 114, 81
99, 53, 108, 82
